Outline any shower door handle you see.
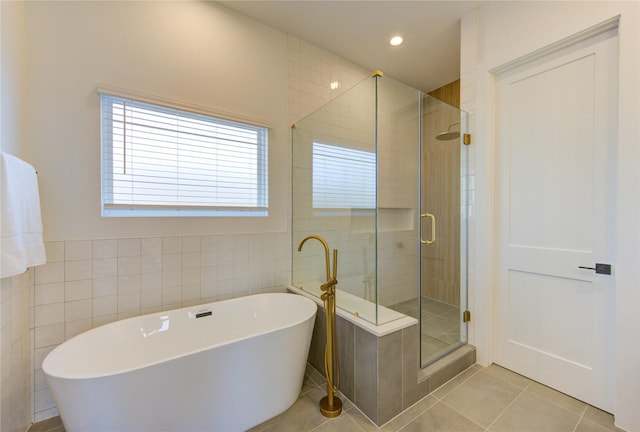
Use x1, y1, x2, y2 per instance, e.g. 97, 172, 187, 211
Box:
420, 213, 436, 245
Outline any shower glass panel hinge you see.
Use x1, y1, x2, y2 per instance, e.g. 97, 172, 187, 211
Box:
463, 134, 471, 145
463, 310, 471, 323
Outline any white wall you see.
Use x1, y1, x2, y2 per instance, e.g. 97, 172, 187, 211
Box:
24, 1, 288, 240
461, 2, 640, 430
1, 2, 34, 431
1, 0, 27, 158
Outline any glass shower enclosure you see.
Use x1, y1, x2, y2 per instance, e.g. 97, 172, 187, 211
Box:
291, 73, 469, 366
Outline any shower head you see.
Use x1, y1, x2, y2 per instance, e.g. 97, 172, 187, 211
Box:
436, 131, 460, 141
435, 122, 461, 141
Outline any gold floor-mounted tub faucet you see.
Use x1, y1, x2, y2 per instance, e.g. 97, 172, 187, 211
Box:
297, 235, 342, 418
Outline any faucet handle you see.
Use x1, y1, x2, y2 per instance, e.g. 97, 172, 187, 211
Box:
321, 278, 337, 292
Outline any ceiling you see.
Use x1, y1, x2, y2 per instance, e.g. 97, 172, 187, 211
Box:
218, 1, 484, 93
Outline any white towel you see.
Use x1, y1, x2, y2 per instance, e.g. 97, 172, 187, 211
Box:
1, 152, 46, 278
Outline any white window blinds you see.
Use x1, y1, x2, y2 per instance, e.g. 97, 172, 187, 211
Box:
100, 93, 268, 217
312, 142, 376, 209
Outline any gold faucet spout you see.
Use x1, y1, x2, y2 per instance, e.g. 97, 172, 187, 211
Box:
298, 235, 332, 282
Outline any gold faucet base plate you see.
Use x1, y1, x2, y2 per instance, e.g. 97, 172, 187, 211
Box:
319, 395, 342, 418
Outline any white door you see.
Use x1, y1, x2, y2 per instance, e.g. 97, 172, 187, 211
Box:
493, 28, 617, 412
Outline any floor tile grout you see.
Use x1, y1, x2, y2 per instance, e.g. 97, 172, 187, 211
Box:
523, 381, 589, 420
572, 405, 589, 432
430, 365, 481, 401
439, 398, 491, 432
483, 380, 531, 432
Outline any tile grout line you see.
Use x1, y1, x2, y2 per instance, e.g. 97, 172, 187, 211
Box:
483, 381, 531, 431
429, 365, 481, 401
342, 408, 371, 432
438, 398, 491, 432
571, 405, 589, 432
389, 349, 479, 432
395, 402, 446, 432
383, 395, 437, 432
525, 383, 589, 420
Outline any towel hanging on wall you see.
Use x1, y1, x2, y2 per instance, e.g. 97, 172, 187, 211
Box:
1, 152, 46, 278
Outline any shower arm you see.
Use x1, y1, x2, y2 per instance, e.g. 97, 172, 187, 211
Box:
445, 121, 460, 132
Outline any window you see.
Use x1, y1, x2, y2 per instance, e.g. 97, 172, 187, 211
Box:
312, 142, 376, 209
100, 91, 268, 217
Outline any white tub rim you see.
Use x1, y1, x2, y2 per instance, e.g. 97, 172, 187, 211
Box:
43, 292, 316, 380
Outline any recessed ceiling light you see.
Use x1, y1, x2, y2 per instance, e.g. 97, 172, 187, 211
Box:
390, 35, 404, 46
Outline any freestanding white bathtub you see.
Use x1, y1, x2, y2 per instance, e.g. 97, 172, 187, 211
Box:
43, 293, 317, 432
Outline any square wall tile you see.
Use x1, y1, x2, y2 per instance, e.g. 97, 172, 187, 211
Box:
93, 257, 117, 278
141, 255, 162, 274
118, 256, 141, 276
182, 252, 200, 270
34, 323, 65, 348
118, 238, 141, 257
34, 304, 64, 327
35, 263, 64, 285
118, 275, 141, 294
44, 242, 65, 262
65, 240, 92, 261
141, 237, 162, 256
65, 319, 92, 340
162, 237, 182, 254
93, 277, 117, 298
141, 289, 162, 309
65, 260, 92, 282
161, 287, 182, 305
65, 299, 92, 321
201, 235, 218, 251
34, 283, 64, 306
141, 272, 162, 291
93, 295, 117, 317
65, 280, 92, 301
117, 292, 141, 314
93, 239, 117, 258
182, 236, 201, 253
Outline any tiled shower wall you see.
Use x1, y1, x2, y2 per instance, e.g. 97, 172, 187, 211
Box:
31, 233, 289, 421
287, 36, 369, 125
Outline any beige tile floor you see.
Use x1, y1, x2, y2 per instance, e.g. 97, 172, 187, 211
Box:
391, 297, 463, 363
31, 364, 625, 432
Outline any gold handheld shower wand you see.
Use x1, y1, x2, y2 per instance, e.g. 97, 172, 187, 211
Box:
298, 235, 342, 418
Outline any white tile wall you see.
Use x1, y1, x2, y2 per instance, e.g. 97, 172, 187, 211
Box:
0, 270, 33, 431
287, 36, 369, 125
30, 232, 289, 420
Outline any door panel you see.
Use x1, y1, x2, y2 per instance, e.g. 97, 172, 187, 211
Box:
494, 29, 617, 412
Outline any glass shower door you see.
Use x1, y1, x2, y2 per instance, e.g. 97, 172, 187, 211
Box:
419, 94, 469, 366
